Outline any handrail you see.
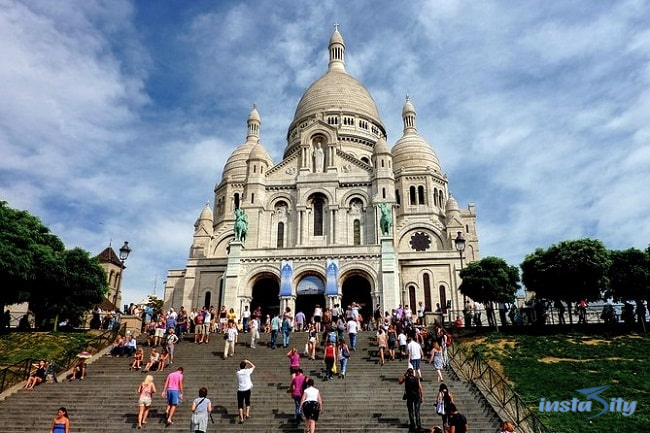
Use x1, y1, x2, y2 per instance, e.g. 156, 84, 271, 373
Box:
447, 342, 552, 433
0, 327, 120, 394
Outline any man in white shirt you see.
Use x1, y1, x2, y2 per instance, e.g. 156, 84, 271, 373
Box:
224, 320, 238, 359
242, 306, 251, 333
236, 359, 256, 423
407, 335, 424, 378
347, 318, 359, 351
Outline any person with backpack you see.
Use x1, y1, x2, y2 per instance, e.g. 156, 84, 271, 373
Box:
398, 367, 423, 432
436, 383, 454, 427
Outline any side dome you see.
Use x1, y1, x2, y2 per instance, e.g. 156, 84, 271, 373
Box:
248, 141, 273, 165
222, 105, 262, 181
392, 96, 441, 173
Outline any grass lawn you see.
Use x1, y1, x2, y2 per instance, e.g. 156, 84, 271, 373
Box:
469, 332, 649, 433
0, 332, 96, 366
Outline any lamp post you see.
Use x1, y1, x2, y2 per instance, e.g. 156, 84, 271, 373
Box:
115, 241, 132, 310
454, 231, 466, 310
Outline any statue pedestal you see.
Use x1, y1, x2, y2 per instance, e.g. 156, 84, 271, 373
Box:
224, 241, 243, 308
380, 237, 399, 310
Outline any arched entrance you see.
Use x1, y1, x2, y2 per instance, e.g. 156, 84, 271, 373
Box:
295, 275, 325, 321
251, 275, 280, 317
341, 275, 373, 322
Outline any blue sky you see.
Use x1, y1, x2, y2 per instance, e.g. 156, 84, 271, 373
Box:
1, 1, 649, 306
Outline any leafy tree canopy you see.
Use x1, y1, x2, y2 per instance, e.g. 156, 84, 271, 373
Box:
521, 238, 611, 303
0, 202, 107, 327
606, 247, 650, 302
459, 256, 520, 304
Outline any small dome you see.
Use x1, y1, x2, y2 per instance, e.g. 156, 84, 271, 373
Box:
248, 141, 273, 165
223, 142, 254, 180
392, 96, 441, 172
374, 135, 391, 155
198, 202, 213, 221
446, 195, 459, 212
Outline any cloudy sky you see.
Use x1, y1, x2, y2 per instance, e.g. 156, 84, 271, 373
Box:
2, 1, 649, 306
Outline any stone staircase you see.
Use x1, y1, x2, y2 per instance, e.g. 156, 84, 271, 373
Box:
0, 331, 500, 432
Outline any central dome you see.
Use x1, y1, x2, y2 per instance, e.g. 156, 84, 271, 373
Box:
293, 70, 382, 123
286, 27, 385, 152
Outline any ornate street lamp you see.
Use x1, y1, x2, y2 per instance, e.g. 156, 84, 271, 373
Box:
114, 241, 132, 311
454, 231, 467, 307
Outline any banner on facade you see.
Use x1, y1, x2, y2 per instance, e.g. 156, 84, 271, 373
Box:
280, 260, 293, 297
326, 259, 339, 296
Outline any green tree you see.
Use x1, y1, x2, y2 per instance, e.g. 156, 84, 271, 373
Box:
30, 248, 107, 329
607, 248, 650, 302
0, 201, 65, 308
521, 238, 611, 323
0, 202, 107, 329
459, 256, 520, 304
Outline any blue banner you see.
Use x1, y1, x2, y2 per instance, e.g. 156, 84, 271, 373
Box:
326, 259, 339, 296
280, 260, 293, 297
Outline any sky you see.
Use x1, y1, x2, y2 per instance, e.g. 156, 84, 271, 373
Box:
1, 0, 649, 307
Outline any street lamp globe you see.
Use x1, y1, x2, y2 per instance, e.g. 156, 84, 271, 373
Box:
119, 241, 132, 263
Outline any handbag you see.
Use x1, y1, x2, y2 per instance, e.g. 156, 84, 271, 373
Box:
436, 399, 445, 415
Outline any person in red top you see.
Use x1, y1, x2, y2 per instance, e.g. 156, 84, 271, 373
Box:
323, 340, 337, 380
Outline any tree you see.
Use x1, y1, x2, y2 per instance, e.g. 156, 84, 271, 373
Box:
606, 248, 650, 302
0, 201, 65, 308
0, 202, 107, 329
459, 256, 520, 304
521, 238, 611, 323
29, 248, 108, 329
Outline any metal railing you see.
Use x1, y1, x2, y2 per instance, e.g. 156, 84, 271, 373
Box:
0, 326, 120, 394
447, 342, 551, 433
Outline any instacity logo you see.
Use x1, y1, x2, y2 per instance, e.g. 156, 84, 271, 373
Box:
538, 386, 637, 420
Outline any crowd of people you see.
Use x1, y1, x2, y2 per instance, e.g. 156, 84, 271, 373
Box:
36, 300, 524, 433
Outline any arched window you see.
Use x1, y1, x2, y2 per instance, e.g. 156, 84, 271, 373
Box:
353, 219, 361, 245
234, 193, 240, 210
204, 291, 212, 310
423, 273, 432, 312
439, 285, 447, 314
382, 188, 386, 199
409, 186, 416, 205
313, 196, 324, 236
408, 285, 416, 311
439, 191, 444, 208
418, 186, 425, 204
251, 193, 255, 204
396, 190, 401, 205
433, 188, 438, 207
277, 222, 285, 248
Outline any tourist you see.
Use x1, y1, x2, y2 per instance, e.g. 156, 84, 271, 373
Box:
24, 360, 47, 389
67, 357, 86, 381
136, 374, 156, 428
337, 339, 351, 379
407, 334, 424, 379
242, 305, 251, 332
190, 387, 213, 433
376, 328, 388, 366
165, 328, 179, 364
307, 323, 317, 360
270, 312, 281, 349
218, 306, 228, 333
282, 307, 294, 348
397, 328, 408, 359
300, 378, 322, 433
161, 366, 184, 425
399, 367, 423, 432
347, 316, 359, 351
130, 347, 144, 370
323, 340, 337, 380
295, 310, 306, 332
157, 347, 170, 371
202, 307, 212, 343
236, 359, 256, 423
193, 310, 204, 344
287, 347, 301, 378
313, 304, 323, 333
49, 407, 69, 433
436, 383, 454, 427
142, 348, 159, 372
428, 341, 445, 382
289, 368, 307, 422
224, 320, 238, 359
249, 314, 259, 348
498, 420, 517, 433
387, 325, 398, 361
447, 403, 468, 433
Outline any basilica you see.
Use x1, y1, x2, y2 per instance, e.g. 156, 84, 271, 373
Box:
164, 28, 479, 321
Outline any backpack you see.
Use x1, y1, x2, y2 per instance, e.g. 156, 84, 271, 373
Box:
445, 334, 453, 346
342, 345, 350, 358
328, 331, 337, 343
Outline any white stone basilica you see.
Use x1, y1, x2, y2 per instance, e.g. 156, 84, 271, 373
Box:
164, 28, 479, 321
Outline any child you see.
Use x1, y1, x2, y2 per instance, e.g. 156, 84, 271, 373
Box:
142, 348, 159, 372
131, 348, 144, 370
157, 347, 170, 371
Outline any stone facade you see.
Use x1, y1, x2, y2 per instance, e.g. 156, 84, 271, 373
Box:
164, 28, 479, 321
